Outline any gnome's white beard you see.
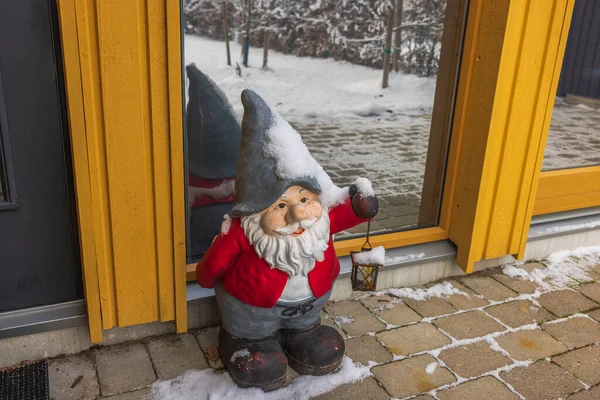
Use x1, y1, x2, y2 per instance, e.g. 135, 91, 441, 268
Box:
241, 212, 331, 277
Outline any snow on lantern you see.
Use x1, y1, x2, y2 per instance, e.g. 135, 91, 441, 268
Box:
350, 222, 385, 291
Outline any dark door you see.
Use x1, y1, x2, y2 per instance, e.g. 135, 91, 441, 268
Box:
557, 0, 600, 99
0, 1, 82, 312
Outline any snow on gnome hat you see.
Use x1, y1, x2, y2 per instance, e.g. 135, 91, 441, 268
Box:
186, 64, 241, 179
230, 90, 348, 217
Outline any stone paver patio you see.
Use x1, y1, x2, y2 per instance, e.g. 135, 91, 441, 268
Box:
29, 255, 600, 399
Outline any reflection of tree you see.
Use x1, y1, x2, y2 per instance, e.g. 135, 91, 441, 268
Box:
184, 0, 446, 77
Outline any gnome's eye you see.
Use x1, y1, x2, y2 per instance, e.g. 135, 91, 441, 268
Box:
300, 198, 308, 204
278, 203, 287, 209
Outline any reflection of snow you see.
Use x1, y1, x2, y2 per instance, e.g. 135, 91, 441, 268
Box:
184, 35, 436, 124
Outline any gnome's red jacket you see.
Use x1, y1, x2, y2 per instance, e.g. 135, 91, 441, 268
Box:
196, 198, 368, 308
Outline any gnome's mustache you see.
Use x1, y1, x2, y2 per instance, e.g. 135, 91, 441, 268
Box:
274, 217, 319, 235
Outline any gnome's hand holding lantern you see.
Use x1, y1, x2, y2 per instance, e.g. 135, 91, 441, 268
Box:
196, 90, 379, 392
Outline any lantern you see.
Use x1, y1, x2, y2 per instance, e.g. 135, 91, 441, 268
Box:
350, 221, 382, 291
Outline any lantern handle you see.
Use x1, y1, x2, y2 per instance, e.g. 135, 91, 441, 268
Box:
361, 220, 373, 252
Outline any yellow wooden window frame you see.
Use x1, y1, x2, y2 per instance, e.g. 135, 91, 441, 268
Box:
185, 0, 468, 281
56, 0, 575, 343
534, 166, 600, 216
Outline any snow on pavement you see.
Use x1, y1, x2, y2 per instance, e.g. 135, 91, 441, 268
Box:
151, 356, 372, 400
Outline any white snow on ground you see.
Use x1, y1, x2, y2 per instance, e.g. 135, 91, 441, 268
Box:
501, 245, 600, 290
425, 361, 438, 374
184, 35, 436, 124
365, 281, 467, 301
334, 315, 356, 324
151, 356, 372, 400
352, 246, 386, 265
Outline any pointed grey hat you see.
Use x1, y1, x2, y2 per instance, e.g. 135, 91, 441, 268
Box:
186, 64, 241, 179
229, 90, 321, 217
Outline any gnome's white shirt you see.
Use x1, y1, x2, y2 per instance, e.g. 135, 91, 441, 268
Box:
279, 276, 314, 302
240, 211, 332, 303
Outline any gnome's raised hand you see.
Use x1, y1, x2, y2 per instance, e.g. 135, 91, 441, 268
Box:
349, 179, 379, 219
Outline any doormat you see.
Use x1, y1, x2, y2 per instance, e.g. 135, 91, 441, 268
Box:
0, 360, 49, 400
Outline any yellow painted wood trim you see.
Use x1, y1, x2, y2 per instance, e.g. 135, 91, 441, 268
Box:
532, 166, 600, 215
147, 0, 175, 323
59, 0, 186, 338
333, 227, 449, 257
166, 0, 188, 334
74, 0, 118, 329
56, 0, 104, 344
534, 192, 600, 216
446, 0, 575, 272
185, 227, 449, 282
517, 0, 576, 258
536, 166, 600, 198
439, 0, 484, 232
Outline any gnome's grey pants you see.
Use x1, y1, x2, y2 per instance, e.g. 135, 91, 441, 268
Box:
215, 284, 331, 339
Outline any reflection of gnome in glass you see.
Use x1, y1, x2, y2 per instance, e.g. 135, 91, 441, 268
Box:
196, 90, 379, 391
186, 64, 240, 259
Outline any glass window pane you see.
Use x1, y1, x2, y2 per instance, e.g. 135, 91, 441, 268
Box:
183, 0, 467, 261
543, 0, 600, 172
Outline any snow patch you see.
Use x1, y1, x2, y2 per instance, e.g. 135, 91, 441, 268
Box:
384, 252, 426, 266
367, 281, 467, 301
537, 219, 600, 235
501, 265, 529, 279
425, 362, 438, 374
221, 215, 232, 235
335, 315, 356, 324
352, 246, 385, 265
263, 110, 349, 208
501, 246, 600, 290
353, 177, 375, 197
151, 356, 371, 400
230, 348, 250, 363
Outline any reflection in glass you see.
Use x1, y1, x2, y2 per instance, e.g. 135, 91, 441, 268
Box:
543, 0, 600, 172
184, 0, 466, 260
186, 64, 241, 261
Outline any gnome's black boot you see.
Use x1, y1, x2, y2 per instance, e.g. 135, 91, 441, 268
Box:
219, 328, 288, 392
280, 322, 345, 375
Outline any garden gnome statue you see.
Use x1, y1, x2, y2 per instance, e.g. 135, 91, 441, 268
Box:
196, 89, 379, 391
186, 64, 240, 258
